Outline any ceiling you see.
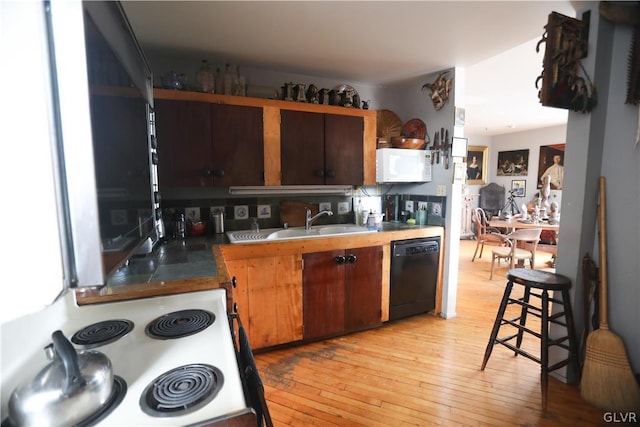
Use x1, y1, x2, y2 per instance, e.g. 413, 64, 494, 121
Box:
121, 1, 588, 136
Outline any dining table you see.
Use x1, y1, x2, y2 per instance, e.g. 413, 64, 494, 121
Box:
489, 217, 560, 267
488, 218, 560, 232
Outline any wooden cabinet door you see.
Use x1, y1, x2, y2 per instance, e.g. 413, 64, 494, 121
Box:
154, 99, 213, 187
280, 110, 325, 185
344, 246, 383, 331
324, 114, 364, 185
303, 249, 346, 339
210, 104, 264, 186
225, 255, 303, 350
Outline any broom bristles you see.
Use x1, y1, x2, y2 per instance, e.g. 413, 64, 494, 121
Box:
581, 329, 640, 411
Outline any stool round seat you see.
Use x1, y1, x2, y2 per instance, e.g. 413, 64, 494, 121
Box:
506, 268, 571, 291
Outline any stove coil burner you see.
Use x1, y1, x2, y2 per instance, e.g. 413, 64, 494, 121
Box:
77, 375, 127, 427
145, 309, 215, 340
140, 364, 224, 417
71, 319, 134, 348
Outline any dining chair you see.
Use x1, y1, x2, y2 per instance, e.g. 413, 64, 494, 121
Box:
471, 207, 509, 261
489, 228, 542, 279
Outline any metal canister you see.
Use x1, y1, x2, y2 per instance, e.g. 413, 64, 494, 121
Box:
212, 211, 224, 234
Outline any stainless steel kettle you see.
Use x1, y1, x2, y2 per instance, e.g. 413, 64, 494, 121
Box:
8, 330, 114, 426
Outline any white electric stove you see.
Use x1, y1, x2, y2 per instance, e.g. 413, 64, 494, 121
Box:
1, 288, 252, 426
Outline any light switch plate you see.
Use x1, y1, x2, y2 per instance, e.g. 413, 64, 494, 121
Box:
319, 202, 331, 212
337, 202, 349, 214
234, 205, 249, 220
405, 200, 414, 212
257, 204, 271, 218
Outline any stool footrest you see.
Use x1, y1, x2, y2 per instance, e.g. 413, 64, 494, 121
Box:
509, 297, 542, 314
548, 358, 572, 372
502, 318, 541, 339
494, 339, 540, 364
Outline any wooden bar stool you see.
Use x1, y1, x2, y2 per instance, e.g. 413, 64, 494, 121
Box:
480, 269, 579, 410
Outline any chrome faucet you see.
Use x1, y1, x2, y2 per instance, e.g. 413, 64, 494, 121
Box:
305, 208, 333, 230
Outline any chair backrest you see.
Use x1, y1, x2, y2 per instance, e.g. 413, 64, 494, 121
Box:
508, 227, 542, 242
508, 228, 542, 253
479, 183, 505, 216
471, 207, 490, 237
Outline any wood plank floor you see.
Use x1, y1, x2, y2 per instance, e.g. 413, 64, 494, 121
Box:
254, 239, 609, 426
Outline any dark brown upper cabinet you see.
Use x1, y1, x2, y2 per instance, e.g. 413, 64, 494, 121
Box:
280, 110, 364, 185
155, 99, 264, 187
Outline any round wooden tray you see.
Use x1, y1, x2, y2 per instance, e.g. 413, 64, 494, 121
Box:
376, 109, 403, 138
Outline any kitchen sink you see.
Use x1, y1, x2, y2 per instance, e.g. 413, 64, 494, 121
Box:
226, 224, 375, 244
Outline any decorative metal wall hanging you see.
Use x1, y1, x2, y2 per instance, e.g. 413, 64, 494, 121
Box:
422, 71, 453, 111
535, 11, 597, 113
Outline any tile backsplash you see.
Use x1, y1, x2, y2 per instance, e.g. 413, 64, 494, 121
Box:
161, 192, 446, 236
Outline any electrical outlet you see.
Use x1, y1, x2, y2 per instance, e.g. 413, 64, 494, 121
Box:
319, 202, 331, 212
405, 201, 414, 212
437, 185, 447, 196
337, 202, 349, 214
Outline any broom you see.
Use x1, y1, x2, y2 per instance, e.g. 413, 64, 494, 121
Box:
580, 176, 640, 410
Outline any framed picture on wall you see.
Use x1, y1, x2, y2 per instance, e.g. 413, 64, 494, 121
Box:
537, 144, 565, 189
466, 145, 488, 185
511, 179, 526, 197
497, 149, 529, 176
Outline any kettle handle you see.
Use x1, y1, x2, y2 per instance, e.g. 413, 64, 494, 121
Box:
51, 330, 85, 395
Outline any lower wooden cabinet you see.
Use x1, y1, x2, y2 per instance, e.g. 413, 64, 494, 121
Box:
225, 255, 303, 349
224, 245, 382, 349
303, 246, 382, 340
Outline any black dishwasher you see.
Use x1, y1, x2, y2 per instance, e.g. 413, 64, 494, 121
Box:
389, 237, 440, 321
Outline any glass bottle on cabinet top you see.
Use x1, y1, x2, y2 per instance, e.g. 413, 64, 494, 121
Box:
215, 67, 223, 94
233, 65, 246, 96
196, 59, 214, 93
223, 63, 232, 95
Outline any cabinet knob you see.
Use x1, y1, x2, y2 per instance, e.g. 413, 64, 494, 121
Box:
213, 169, 225, 177
347, 254, 357, 263
231, 276, 237, 288
201, 168, 213, 177
314, 169, 325, 177
326, 169, 336, 178
336, 255, 346, 264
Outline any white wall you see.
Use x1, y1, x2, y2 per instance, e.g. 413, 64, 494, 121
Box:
0, 1, 66, 323
489, 125, 567, 209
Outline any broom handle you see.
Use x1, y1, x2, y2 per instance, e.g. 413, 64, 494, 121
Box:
598, 176, 609, 330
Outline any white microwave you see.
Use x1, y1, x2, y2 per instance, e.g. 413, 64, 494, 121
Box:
376, 148, 432, 183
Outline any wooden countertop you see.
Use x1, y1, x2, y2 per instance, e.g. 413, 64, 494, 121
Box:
75, 225, 444, 305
